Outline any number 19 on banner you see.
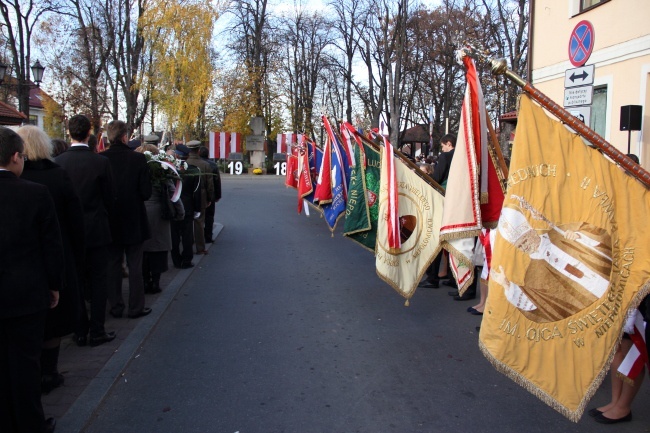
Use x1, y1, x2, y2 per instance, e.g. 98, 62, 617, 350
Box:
274, 162, 286, 176
227, 161, 243, 175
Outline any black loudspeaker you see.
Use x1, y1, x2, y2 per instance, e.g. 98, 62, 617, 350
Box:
620, 105, 642, 131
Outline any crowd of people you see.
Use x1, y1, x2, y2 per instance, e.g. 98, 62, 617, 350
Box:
0, 115, 220, 433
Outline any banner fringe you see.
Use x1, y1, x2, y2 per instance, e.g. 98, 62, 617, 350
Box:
479, 279, 650, 422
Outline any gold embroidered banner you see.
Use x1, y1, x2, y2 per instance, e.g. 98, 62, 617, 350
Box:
479, 95, 650, 421
376, 152, 444, 302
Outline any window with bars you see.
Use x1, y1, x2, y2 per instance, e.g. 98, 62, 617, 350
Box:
590, 86, 607, 138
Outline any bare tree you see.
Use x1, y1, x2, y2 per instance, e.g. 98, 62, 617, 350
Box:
279, 7, 332, 136
0, 0, 57, 120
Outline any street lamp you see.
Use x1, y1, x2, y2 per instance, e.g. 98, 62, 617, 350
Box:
0, 60, 46, 123
0, 60, 45, 86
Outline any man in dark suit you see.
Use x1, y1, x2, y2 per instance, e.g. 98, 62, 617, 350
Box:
103, 120, 153, 319
432, 133, 456, 188
55, 114, 117, 347
171, 145, 201, 268
0, 127, 60, 433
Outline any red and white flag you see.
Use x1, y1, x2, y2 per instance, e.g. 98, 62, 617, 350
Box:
297, 137, 313, 213
618, 311, 649, 381
440, 54, 505, 294
277, 133, 304, 155
209, 132, 242, 159
96, 134, 106, 153
313, 133, 333, 204
381, 130, 400, 250
341, 122, 364, 166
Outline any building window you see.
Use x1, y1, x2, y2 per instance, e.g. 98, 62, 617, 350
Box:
28, 115, 38, 126
590, 86, 607, 138
581, 0, 609, 12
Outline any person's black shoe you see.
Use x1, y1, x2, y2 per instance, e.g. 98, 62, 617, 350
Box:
73, 333, 87, 347
454, 292, 476, 301
128, 307, 152, 319
205, 238, 213, 244
418, 280, 439, 288
442, 279, 457, 288
145, 283, 162, 294
89, 331, 116, 347
42, 373, 65, 394
109, 308, 124, 319
44, 417, 56, 433
448, 290, 459, 296
594, 412, 632, 424
588, 408, 603, 418
180, 262, 194, 269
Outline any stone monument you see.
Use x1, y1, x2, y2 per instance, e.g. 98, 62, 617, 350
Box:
248, 117, 265, 170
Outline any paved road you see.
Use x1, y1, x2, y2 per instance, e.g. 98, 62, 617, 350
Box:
82, 176, 649, 433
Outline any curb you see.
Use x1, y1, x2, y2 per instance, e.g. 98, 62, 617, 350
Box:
56, 223, 224, 433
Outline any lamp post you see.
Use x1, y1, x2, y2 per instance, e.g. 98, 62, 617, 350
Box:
0, 60, 46, 124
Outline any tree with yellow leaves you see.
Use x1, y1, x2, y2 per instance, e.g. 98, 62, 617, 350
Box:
142, 0, 219, 140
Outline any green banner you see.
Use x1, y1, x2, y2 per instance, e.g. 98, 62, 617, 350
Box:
344, 142, 381, 252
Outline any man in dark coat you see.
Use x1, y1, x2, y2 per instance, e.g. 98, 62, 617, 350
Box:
432, 133, 456, 188
186, 140, 214, 254
0, 127, 61, 433
171, 145, 201, 268
198, 146, 221, 243
103, 120, 153, 319
55, 114, 117, 347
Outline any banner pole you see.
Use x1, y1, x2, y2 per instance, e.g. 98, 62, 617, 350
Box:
488, 57, 650, 189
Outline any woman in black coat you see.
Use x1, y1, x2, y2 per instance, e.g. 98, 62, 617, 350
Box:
18, 125, 85, 394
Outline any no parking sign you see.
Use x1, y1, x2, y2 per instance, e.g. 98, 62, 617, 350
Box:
568, 20, 595, 67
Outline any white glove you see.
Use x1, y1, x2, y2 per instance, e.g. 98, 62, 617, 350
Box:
193, 212, 201, 220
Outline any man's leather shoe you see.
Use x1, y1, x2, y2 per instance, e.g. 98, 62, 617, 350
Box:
128, 307, 152, 319
89, 332, 116, 347
73, 334, 87, 347
44, 417, 56, 433
454, 292, 476, 301
418, 280, 439, 288
180, 262, 194, 269
195, 250, 209, 255
109, 308, 123, 319
448, 290, 459, 296
442, 279, 457, 288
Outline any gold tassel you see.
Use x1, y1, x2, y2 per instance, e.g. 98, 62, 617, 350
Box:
404, 299, 410, 307
331, 232, 334, 238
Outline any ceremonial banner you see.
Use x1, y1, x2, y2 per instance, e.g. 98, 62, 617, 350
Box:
320, 137, 347, 232
480, 95, 650, 421
344, 141, 381, 252
440, 55, 505, 294
376, 152, 444, 301
314, 135, 333, 204
302, 142, 323, 211
297, 140, 313, 213
285, 152, 298, 189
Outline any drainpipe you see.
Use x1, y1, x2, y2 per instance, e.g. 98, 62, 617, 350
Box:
527, 0, 535, 84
